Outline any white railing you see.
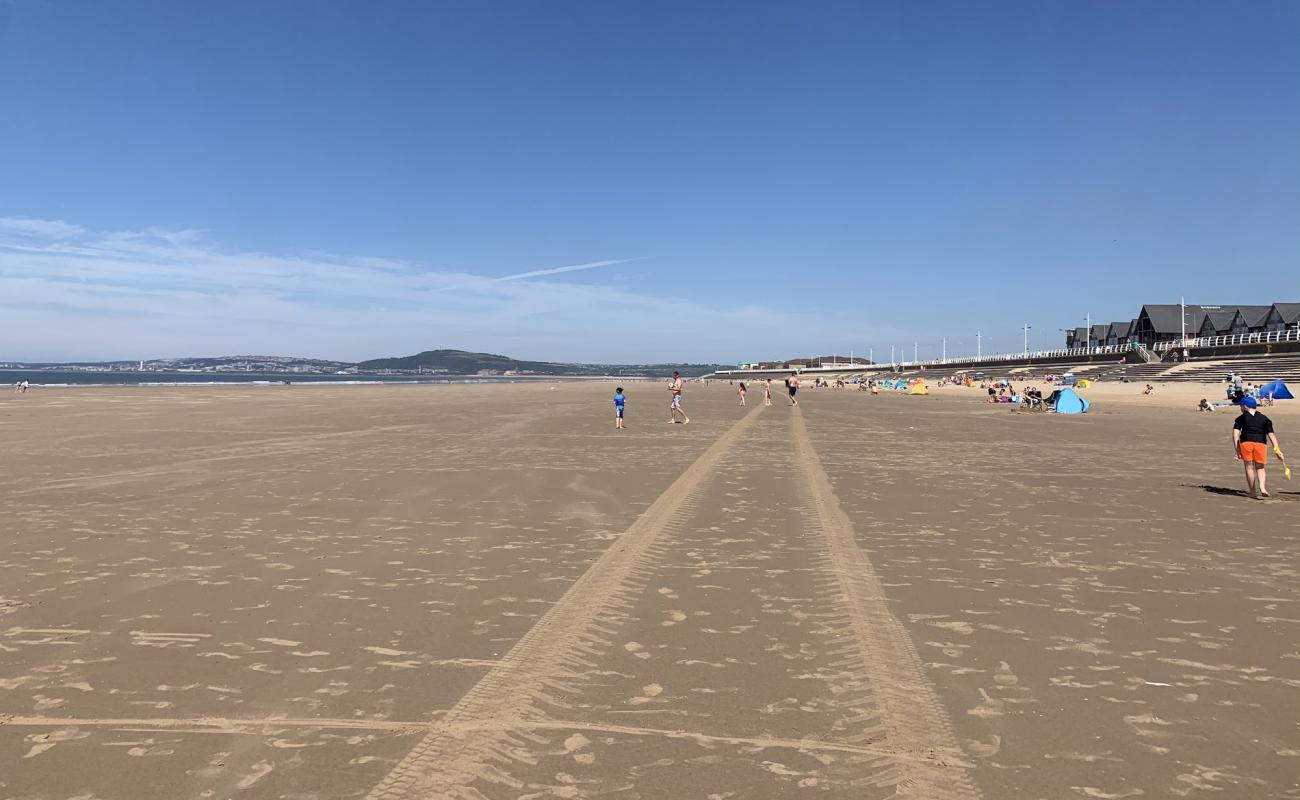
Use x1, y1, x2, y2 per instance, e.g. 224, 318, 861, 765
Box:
712, 343, 1136, 376
1152, 328, 1300, 352
878, 343, 1134, 370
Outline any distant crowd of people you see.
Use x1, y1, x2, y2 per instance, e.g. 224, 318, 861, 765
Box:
686, 367, 1288, 502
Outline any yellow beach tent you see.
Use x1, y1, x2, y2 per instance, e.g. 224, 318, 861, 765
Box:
909, 380, 929, 395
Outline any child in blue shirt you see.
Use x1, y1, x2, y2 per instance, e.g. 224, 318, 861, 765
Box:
614, 387, 626, 429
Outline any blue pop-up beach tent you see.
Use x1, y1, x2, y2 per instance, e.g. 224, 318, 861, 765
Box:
1259, 380, 1294, 400
1051, 387, 1090, 414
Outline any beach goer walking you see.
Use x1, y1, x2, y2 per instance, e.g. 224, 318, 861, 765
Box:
614, 386, 626, 429
764, 378, 772, 406
738, 381, 747, 406
786, 372, 800, 406
668, 371, 690, 424
1233, 396, 1283, 499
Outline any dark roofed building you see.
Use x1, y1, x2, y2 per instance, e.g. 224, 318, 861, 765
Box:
1232, 305, 1273, 330
1134, 305, 1206, 346
1197, 310, 1242, 337
1264, 303, 1300, 332
1065, 303, 1296, 348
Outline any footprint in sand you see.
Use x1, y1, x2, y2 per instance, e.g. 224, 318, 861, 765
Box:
661, 610, 687, 627
962, 734, 1002, 758
563, 733, 596, 765
623, 642, 651, 660
967, 688, 1004, 718
237, 761, 274, 789
628, 683, 664, 705
23, 727, 89, 758
993, 661, 1019, 686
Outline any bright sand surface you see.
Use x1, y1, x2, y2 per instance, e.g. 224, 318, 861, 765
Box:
1, 382, 1297, 799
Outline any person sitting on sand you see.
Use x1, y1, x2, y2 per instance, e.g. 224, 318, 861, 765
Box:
1143, 384, 1154, 396
1233, 396, 1283, 499
1198, 398, 1214, 413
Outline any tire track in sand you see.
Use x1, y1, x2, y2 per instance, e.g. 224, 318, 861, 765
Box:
790, 407, 980, 800
366, 407, 765, 800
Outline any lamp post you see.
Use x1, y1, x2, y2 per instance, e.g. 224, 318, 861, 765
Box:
942, 336, 947, 361
1023, 323, 1031, 356
977, 331, 981, 359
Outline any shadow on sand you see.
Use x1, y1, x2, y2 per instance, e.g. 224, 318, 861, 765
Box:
1188, 484, 1300, 501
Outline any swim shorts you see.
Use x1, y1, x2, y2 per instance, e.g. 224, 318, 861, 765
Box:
671, 394, 682, 409
1239, 441, 1267, 464
616, 407, 624, 418
789, 386, 797, 397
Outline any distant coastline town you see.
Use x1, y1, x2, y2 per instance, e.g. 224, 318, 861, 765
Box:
0, 350, 729, 380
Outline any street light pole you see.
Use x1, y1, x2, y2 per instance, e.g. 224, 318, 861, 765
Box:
1086, 312, 1090, 352
1023, 323, 1031, 355
977, 331, 981, 359
942, 336, 946, 361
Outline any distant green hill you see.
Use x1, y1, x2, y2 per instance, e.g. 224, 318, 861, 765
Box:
355, 349, 722, 377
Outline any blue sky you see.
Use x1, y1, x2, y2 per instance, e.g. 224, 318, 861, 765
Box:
2, 1, 1298, 363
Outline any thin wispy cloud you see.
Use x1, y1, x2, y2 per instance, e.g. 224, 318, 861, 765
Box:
0, 217, 86, 239
0, 217, 875, 363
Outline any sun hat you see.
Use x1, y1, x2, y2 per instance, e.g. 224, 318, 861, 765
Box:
1242, 396, 1258, 409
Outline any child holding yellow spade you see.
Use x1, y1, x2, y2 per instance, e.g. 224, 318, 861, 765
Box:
1232, 396, 1287, 499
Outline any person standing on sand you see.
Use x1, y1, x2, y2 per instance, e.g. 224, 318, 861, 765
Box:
738, 381, 747, 406
764, 378, 773, 406
786, 372, 799, 406
668, 371, 690, 424
1233, 396, 1283, 499
614, 386, 626, 429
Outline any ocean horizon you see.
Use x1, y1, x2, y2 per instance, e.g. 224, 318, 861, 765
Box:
0, 369, 617, 388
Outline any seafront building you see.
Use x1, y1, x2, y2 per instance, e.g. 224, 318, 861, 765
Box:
1065, 302, 1299, 349
710, 299, 1300, 384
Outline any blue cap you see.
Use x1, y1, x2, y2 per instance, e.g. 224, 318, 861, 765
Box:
1242, 396, 1258, 409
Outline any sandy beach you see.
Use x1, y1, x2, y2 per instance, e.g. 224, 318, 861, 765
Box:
1, 382, 1297, 799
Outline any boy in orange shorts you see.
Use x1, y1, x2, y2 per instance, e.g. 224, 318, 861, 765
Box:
1232, 396, 1283, 499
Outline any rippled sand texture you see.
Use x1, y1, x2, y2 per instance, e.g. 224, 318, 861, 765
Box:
1, 384, 1296, 799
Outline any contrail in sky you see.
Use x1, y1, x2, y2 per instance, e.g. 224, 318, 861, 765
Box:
431, 257, 640, 292
493, 258, 639, 282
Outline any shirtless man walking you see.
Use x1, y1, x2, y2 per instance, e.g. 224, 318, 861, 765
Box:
786, 372, 800, 406
668, 371, 690, 424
